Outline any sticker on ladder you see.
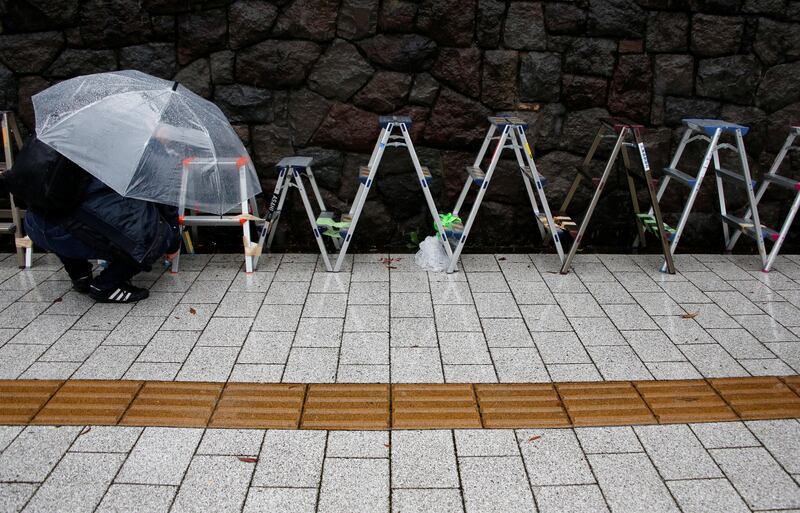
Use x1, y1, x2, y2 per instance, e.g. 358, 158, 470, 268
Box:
638, 143, 650, 171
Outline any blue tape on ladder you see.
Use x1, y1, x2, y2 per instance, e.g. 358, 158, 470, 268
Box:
313, 228, 320, 238
346, 233, 352, 242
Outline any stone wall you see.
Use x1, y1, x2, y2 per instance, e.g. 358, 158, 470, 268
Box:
1, 0, 799, 252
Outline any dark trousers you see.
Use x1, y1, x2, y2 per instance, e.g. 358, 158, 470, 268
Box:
59, 257, 137, 290
25, 212, 139, 290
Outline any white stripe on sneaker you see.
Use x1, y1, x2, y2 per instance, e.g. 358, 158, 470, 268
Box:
109, 289, 122, 300
123, 292, 131, 301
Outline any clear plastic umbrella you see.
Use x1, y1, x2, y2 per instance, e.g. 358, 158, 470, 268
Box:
32, 70, 261, 215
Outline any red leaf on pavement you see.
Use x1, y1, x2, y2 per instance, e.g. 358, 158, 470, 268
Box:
528, 435, 541, 443
189, 307, 197, 315
52, 297, 63, 303
681, 311, 699, 319
77, 426, 92, 437
237, 456, 258, 463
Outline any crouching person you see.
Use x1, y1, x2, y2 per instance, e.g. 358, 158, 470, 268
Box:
5, 137, 180, 303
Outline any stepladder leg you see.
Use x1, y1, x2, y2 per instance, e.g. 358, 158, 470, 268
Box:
560, 128, 626, 274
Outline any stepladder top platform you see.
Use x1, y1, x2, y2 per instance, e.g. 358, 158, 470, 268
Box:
599, 117, 644, 132
276, 156, 313, 170
378, 115, 412, 127
682, 118, 750, 136
488, 115, 528, 129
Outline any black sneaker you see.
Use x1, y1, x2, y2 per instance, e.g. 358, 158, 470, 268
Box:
71, 275, 92, 294
88, 282, 150, 303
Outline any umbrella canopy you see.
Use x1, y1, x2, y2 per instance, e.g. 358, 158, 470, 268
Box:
32, 70, 261, 215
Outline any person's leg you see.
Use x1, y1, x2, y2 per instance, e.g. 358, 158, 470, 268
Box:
58, 257, 94, 293
88, 260, 149, 303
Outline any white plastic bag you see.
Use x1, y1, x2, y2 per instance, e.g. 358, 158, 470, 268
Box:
415, 235, 450, 272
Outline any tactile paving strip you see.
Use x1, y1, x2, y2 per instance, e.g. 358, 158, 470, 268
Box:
0, 380, 62, 424
301, 384, 390, 430
210, 384, 305, 429
393, 384, 481, 429
557, 382, 656, 426
475, 384, 570, 428
33, 380, 142, 426
120, 382, 223, 427
635, 380, 736, 424
709, 377, 800, 420
1, 377, 798, 429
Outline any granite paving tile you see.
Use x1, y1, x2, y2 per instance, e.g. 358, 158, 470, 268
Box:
317, 458, 389, 513
237, 332, 293, 364
242, 488, 316, 513
283, 348, 338, 382
391, 347, 444, 383
95, 484, 176, 513
390, 317, 437, 347
252, 304, 302, 331
667, 479, 750, 513
0, 426, 80, 482
293, 317, 343, 347
392, 430, 458, 488
0, 345, 47, 379
252, 430, 325, 487
23, 452, 125, 513
302, 293, 347, 318
391, 292, 434, 318
196, 317, 253, 347
136, 331, 199, 363
516, 429, 594, 486
175, 346, 238, 381
711, 447, 800, 510
115, 427, 202, 486
390, 489, 464, 513
459, 456, 535, 513
533, 484, 610, 513
589, 452, 680, 513
170, 455, 254, 513
8, 315, 78, 346
634, 424, 722, 479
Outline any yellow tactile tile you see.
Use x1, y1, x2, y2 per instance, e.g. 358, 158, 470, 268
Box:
475, 384, 570, 428
210, 383, 305, 429
301, 384, 390, 430
32, 380, 142, 425
0, 380, 63, 424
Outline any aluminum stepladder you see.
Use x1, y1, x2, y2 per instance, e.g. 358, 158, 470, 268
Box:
640, 118, 765, 272
1, 111, 33, 268
446, 115, 563, 273
259, 156, 335, 263
306, 115, 452, 272
172, 156, 266, 273
726, 126, 800, 271
558, 118, 675, 274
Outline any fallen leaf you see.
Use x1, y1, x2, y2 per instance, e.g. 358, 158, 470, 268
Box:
498, 257, 507, 261
77, 426, 92, 437
681, 311, 699, 319
528, 435, 541, 443
52, 297, 63, 303
384, 443, 391, 448
237, 456, 258, 463
189, 307, 197, 315
388, 266, 397, 270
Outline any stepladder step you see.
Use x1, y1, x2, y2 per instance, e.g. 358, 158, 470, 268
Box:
663, 167, 697, 187
316, 211, 353, 238
538, 214, 578, 238
764, 173, 800, 191
520, 166, 548, 187
636, 214, 676, 241
720, 214, 779, 241
466, 166, 486, 185
358, 166, 372, 184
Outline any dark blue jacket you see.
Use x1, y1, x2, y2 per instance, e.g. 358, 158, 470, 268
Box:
28, 177, 179, 271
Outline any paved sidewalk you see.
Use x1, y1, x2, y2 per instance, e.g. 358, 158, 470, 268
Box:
2, 420, 800, 513
0, 252, 798, 383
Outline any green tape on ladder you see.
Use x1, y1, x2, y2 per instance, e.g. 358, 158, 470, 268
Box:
637, 214, 676, 238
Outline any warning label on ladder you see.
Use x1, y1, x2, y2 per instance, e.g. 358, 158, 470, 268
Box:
638, 143, 650, 171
